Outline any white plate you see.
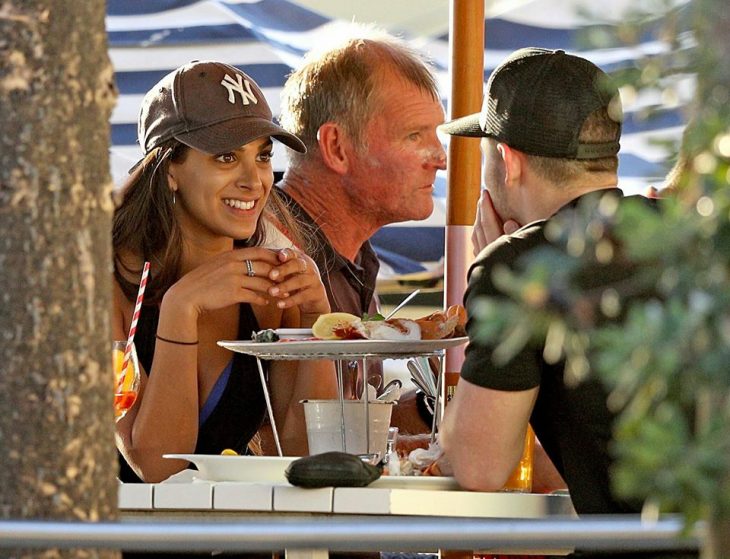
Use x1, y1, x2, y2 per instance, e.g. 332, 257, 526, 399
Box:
163, 454, 296, 483
163, 454, 460, 490
369, 475, 461, 491
218, 337, 468, 359
274, 328, 314, 339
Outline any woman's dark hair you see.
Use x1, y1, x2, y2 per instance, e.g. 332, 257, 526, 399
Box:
113, 139, 308, 305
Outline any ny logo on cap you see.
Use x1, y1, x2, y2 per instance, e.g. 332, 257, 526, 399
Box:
221, 73, 259, 106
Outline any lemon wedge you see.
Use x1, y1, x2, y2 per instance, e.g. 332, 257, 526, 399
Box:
220, 448, 238, 456
311, 312, 360, 340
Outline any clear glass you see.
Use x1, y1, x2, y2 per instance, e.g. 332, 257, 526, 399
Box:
113, 340, 140, 422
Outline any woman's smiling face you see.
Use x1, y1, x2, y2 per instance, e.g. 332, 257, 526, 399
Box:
167, 137, 275, 243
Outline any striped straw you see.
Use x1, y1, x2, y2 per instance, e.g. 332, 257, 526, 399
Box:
117, 261, 150, 392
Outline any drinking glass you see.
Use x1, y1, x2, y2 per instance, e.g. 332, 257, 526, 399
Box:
113, 340, 140, 421
501, 424, 535, 492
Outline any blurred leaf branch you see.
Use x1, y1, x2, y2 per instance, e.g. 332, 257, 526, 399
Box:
470, 0, 730, 543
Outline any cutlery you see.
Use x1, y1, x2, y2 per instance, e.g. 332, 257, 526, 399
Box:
384, 289, 421, 320
407, 360, 435, 398
382, 378, 402, 392
377, 379, 402, 402
358, 453, 382, 465
410, 357, 437, 397
407, 360, 436, 417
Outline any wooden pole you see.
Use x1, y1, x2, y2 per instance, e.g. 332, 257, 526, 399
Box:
440, 8, 483, 557
444, 0, 484, 374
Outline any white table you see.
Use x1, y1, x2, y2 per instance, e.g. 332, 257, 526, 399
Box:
119, 478, 576, 557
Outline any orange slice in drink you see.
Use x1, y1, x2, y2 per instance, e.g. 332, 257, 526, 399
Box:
114, 348, 135, 391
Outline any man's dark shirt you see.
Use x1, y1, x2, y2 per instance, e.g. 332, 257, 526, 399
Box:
276, 188, 380, 317
275, 187, 382, 394
461, 190, 699, 559
462, 191, 649, 515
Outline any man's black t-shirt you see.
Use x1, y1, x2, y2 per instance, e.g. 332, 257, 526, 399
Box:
460, 191, 700, 558
461, 191, 646, 515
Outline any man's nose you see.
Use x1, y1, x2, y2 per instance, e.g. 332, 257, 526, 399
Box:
431, 141, 447, 170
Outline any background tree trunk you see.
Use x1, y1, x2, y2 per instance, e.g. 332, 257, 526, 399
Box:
0, 1, 118, 558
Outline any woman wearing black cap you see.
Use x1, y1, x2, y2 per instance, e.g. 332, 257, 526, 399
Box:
113, 61, 336, 484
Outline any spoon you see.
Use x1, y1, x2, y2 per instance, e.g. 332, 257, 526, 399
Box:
416, 356, 438, 397
358, 453, 382, 465
376, 379, 402, 402
384, 289, 421, 320
407, 360, 435, 398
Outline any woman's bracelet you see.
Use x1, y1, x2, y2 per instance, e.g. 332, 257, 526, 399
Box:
155, 334, 199, 346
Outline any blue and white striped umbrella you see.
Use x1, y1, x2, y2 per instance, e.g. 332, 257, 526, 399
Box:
107, 0, 690, 282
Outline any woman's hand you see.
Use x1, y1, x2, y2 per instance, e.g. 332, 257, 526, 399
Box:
266, 248, 330, 325
472, 189, 520, 257
162, 247, 282, 317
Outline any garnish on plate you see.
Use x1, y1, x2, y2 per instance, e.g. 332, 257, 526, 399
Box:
361, 312, 385, 321
251, 329, 280, 343
310, 305, 467, 341
311, 312, 361, 339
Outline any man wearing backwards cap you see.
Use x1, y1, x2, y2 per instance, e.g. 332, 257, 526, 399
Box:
438, 48, 668, 522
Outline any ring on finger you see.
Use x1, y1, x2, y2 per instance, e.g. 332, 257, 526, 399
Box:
245, 259, 256, 278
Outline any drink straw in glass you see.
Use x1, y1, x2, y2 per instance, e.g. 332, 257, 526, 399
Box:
117, 261, 150, 392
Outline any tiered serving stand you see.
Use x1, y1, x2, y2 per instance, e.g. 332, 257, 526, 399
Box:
218, 337, 468, 457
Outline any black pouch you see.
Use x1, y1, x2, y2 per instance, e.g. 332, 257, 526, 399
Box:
285, 451, 382, 488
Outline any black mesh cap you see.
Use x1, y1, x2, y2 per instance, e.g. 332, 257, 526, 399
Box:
138, 60, 305, 155
440, 48, 622, 159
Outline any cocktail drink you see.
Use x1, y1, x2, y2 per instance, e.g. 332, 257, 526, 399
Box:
113, 340, 140, 421
502, 424, 535, 492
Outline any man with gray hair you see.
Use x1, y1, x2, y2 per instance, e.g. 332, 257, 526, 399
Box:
274, 26, 446, 431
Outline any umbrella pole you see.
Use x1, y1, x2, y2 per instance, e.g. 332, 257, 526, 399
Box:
442, 2, 484, 556
443, 0, 484, 378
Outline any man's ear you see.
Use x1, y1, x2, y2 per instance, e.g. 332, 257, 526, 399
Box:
496, 143, 523, 187
317, 122, 350, 175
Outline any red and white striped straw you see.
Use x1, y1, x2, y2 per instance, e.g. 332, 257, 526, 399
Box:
117, 261, 150, 392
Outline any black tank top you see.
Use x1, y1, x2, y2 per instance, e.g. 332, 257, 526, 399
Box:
118, 303, 267, 483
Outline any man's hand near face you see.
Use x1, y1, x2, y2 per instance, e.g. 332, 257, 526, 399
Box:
471, 189, 521, 256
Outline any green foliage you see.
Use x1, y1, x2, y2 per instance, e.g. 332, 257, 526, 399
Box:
362, 312, 385, 321
467, 6, 730, 559
470, 187, 730, 526
469, 0, 730, 535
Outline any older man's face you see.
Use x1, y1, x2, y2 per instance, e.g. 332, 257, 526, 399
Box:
345, 69, 446, 227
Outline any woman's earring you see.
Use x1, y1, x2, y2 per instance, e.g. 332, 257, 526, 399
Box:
172, 191, 176, 206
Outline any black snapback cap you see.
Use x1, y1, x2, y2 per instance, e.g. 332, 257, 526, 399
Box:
138, 60, 306, 156
440, 48, 622, 159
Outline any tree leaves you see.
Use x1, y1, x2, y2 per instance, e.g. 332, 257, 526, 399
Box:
469, 188, 730, 526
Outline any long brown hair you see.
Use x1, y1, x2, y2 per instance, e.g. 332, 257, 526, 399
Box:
113, 139, 307, 305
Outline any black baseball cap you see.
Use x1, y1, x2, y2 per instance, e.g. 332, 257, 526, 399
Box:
138, 60, 306, 155
440, 48, 622, 159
